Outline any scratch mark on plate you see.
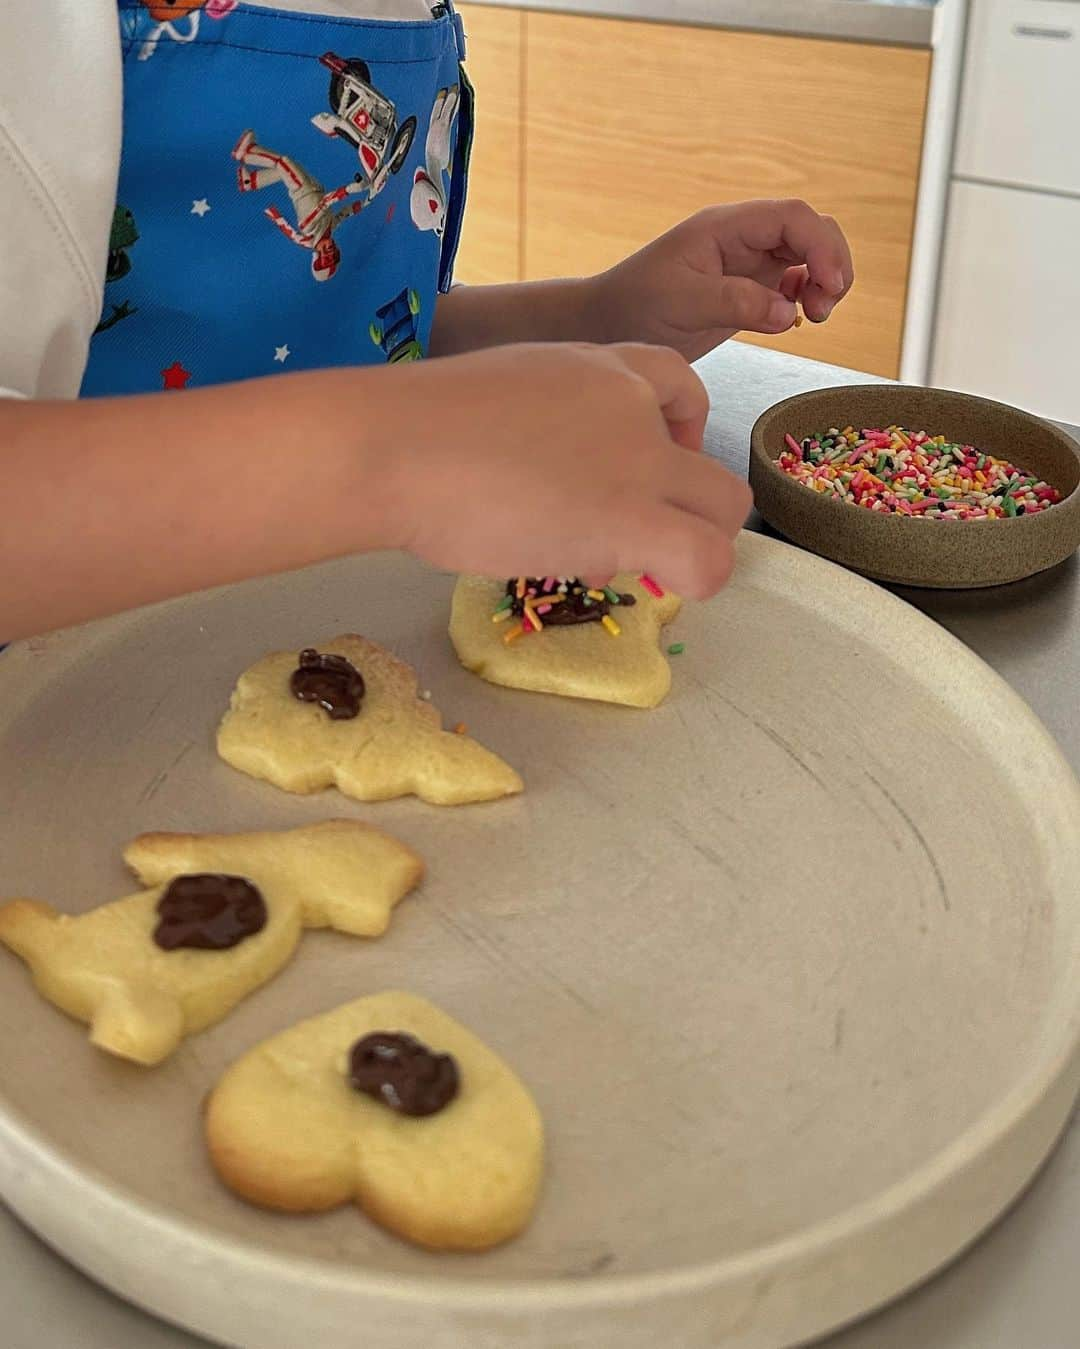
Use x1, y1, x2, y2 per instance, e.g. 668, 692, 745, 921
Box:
756, 722, 829, 791
540, 966, 601, 1016
432, 901, 599, 1013
137, 740, 195, 805
141, 690, 171, 729
665, 819, 742, 887
701, 685, 829, 791
833, 1007, 846, 1052
866, 772, 951, 913
560, 1250, 616, 1278
430, 901, 484, 953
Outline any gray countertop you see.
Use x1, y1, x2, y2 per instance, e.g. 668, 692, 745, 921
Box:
461, 0, 937, 48
3, 340, 1078, 1349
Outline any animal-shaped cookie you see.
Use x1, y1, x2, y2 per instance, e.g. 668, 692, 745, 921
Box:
206, 991, 544, 1251
450, 575, 682, 708
0, 821, 422, 1066
217, 635, 522, 806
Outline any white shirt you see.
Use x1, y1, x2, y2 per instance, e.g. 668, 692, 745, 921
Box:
0, 0, 434, 401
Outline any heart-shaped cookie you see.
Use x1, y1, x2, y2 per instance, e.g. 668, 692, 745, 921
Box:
206, 991, 543, 1250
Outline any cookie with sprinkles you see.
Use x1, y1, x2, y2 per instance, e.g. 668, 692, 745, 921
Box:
449, 575, 681, 708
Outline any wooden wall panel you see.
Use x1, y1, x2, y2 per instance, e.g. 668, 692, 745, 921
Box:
522, 14, 930, 376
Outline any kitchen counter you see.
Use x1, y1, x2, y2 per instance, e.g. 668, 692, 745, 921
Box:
3, 339, 1078, 1349
460, 0, 937, 47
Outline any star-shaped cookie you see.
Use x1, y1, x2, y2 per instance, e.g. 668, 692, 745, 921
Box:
216, 634, 522, 805
450, 575, 682, 708
0, 821, 423, 1066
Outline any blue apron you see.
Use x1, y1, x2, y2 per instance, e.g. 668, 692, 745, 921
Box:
81, 0, 472, 397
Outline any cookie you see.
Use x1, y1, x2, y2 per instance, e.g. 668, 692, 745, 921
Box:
217, 635, 522, 806
450, 575, 682, 708
0, 821, 422, 1066
206, 991, 544, 1251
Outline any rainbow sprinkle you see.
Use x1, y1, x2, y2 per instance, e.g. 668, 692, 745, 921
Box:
495, 577, 649, 640
779, 425, 1063, 520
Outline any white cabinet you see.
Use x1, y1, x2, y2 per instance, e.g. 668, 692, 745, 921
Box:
933, 180, 1080, 425
933, 0, 1080, 422
955, 0, 1080, 195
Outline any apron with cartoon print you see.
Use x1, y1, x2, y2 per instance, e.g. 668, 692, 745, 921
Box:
81, 0, 472, 397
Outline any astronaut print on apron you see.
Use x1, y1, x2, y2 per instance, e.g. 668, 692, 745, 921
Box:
81, 1, 473, 397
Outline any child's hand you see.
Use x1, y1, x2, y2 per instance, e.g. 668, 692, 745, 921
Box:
384, 341, 751, 599
591, 200, 854, 361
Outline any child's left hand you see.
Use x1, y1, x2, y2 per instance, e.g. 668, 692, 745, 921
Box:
590, 199, 854, 362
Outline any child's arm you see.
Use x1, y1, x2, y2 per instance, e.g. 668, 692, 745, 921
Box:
430, 199, 853, 360
0, 367, 395, 640
1, 342, 749, 641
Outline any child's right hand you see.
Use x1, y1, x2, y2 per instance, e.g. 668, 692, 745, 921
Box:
381, 341, 752, 599
0, 340, 749, 640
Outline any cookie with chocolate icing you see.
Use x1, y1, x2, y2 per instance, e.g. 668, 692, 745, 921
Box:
205, 991, 544, 1251
0, 822, 423, 1066
450, 574, 682, 708
217, 634, 522, 806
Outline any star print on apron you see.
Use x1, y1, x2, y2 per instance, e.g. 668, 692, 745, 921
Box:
81, 0, 473, 397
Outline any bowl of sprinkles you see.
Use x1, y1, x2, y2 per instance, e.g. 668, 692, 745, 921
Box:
750, 385, 1080, 588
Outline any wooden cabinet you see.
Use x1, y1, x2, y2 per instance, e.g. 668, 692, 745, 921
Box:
453, 4, 525, 285
455, 7, 931, 377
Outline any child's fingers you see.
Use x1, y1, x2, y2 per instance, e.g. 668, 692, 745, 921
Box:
666, 415, 707, 454
803, 215, 853, 300
584, 456, 749, 594
780, 206, 852, 299
779, 265, 808, 302
740, 200, 853, 300
780, 266, 838, 322
708, 276, 798, 335
664, 448, 754, 538
610, 342, 710, 443
621, 503, 738, 600
800, 280, 841, 323
826, 214, 856, 294
661, 272, 797, 337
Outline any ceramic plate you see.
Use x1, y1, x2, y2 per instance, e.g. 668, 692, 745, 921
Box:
1, 533, 1079, 1349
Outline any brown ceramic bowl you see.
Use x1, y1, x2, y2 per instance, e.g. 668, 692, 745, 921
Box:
749, 385, 1080, 589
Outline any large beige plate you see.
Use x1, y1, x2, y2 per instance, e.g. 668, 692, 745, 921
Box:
1, 533, 1079, 1349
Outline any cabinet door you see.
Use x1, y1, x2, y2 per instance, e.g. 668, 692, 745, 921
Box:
955, 0, 1080, 196
455, 4, 524, 284
522, 13, 931, 377
933, 180, 1080, 425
